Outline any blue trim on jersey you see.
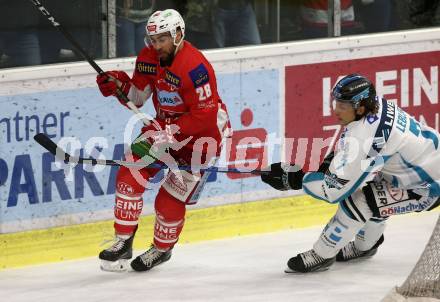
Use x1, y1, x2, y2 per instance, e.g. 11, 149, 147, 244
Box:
392, 175, 399, 187
303, 158, 389, 204
409, 118, 439, 150
332, 155, 392, 204
303, 163, 394, 204
331, 169, 373, 204
302, 186, 329, 202
421, 130, 439, 150
303, 172, 324, 183
401, 158, 440, 196
302, 172, 328, 202
371, 99, 395, 155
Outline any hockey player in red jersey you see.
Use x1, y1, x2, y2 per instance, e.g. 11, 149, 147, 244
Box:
96, 9, 231, 272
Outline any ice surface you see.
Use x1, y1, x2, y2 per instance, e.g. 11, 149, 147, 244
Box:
1, 212, 438, 302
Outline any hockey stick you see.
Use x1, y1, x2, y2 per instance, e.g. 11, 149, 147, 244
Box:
34, 133, 270, 175
29, 0, 151, 126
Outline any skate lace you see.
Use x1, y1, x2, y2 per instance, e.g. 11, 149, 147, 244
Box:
341, 242, 361, 259
300, 250, 325, 268
139, 246, 163, 266
107, 237, 126, 252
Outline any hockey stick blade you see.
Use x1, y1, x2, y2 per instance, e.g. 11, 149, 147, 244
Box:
34, 133, 71, 162
33, 133, 270, 175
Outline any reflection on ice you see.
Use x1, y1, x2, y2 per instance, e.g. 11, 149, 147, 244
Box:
1, 212, 437, 302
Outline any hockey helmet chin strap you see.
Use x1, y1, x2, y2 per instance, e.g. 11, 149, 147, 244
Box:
143, 31, 184, 57
172, 33, 184, 56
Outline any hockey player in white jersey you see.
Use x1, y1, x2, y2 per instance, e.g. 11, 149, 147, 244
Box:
262, 74, 440, 273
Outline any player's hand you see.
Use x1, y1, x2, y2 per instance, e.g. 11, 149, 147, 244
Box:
96, 71, 130, 97
132, 118, 185, 163
261, 163, 305, 191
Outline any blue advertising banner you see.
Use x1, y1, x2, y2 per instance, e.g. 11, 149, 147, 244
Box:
0, 69, 281, 232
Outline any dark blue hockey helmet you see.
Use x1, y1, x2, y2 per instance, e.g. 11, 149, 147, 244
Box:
332, 74, 376, 109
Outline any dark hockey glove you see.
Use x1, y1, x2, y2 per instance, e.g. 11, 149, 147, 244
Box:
261, 163, 305, 191
317, 151, 335, 173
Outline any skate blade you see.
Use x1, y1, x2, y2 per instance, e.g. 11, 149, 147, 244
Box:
284, 267, 302, 274
284, 266, 330, 274
100, 259, 130, 272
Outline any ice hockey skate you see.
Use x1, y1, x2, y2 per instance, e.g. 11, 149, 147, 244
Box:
285, 249, 336, 273
336, 235, 384, 262
99, 233, 135, 272
131, 244, 172, 272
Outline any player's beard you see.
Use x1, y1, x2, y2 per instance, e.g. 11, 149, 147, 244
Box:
159, 45, 177, 67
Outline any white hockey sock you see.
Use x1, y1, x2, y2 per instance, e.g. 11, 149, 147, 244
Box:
313, 189, 374, 259
354, 218, 386, 251
313, 207, 364, 259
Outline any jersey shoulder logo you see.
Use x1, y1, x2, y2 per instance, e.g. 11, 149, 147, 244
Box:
136, 62, 157, 75
189, 63, 209, 88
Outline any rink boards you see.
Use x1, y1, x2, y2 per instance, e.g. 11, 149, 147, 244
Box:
1, 28, 440, 268
0, 195, 336, 269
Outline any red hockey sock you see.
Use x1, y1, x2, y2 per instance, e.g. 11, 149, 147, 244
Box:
113, 165, 149, 235
153, 188, 186, 250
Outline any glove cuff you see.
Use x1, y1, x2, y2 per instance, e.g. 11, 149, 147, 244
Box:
287, 166, 305, 190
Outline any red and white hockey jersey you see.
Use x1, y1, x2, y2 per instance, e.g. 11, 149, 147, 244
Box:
125, 41, 231, 153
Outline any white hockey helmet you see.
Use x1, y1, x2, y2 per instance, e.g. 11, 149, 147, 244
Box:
145, 9, 185, 46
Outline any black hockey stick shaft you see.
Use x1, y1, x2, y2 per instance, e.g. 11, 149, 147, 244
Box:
29, 0, 151, 126
33, 132, 116, 166
34, 133, 270, 175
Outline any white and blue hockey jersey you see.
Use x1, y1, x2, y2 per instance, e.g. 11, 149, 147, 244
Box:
302, 98, 440, 204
